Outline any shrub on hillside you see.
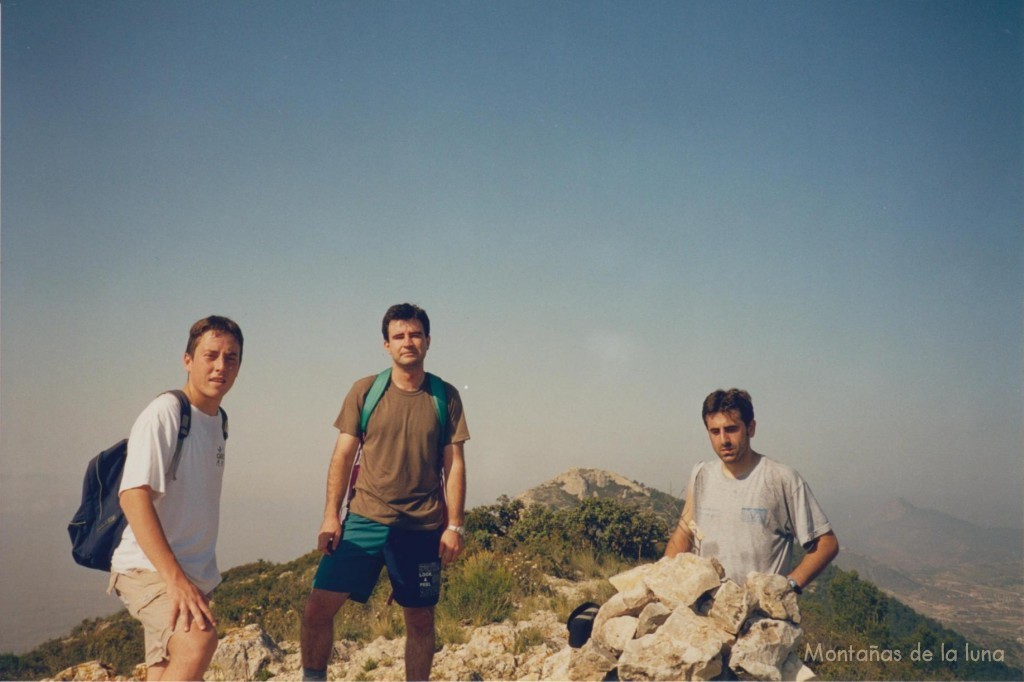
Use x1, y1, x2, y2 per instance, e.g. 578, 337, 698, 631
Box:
465, 495, 525, 550
564, 498, 667, 561
502, 497, 667, 575
439, 550, 519, 626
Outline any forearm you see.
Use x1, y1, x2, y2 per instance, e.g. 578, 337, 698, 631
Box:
664, 523, 694, 558
322, 434, 359, 521
443, 444, 466, 526
665, 488, 695, 558
119, 487, 187, 583
788, 531, 839, 588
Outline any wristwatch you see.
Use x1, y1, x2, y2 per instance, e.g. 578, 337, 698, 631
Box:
787, 578, 802, 595
446, 524, 465, 536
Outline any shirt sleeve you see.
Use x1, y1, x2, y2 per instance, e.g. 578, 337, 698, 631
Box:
120, 394, 182, 496
787, 474, 833, 548
333, 376, 374, 437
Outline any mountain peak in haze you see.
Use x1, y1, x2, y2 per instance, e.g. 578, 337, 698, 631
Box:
515, 468, 683, 521
880, 497, 916, 522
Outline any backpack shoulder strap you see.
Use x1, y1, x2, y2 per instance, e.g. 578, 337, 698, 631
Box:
425, 373, 449, 445
164, 390, 192, 480
359, 369, 392, 438
218, 407, 229, 440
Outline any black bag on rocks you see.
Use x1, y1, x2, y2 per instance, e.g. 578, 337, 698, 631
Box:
567, 601, 601, 648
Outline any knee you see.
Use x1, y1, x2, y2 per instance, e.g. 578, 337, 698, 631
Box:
303, 590, 345, 628
403, 607, 434, 637
197, 628, 220, 657
169, 626, 219, 666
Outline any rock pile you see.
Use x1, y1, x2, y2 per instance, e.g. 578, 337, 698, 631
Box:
544, 553, 816, 681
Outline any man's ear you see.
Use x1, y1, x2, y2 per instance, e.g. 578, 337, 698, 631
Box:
183, 352, 193, 373
747, 419, 756, 437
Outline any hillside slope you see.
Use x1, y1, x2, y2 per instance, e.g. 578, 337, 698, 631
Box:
4, 472, 1020, 681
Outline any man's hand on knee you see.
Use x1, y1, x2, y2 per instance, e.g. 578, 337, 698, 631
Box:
166, 575, 216, 632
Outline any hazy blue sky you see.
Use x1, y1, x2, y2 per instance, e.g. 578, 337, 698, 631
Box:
2, 0, 1021, 653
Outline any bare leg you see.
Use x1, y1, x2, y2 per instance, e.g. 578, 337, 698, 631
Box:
301, 589, 349, 671
156, 626, 219, 681
402, 606, 435, 681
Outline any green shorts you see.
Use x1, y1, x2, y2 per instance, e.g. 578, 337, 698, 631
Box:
312, 513, 443, 607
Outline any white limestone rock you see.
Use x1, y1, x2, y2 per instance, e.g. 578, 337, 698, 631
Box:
567, 639, 619, 681
592, 585, 654, 635
205, 624, 283, 682
708, 579, 752, 635
617, 606, 732, 681
745, 572, 801, 624
542, 646, 573, 681
50, 661, 115, 681
729, 617, 802, 681
642, 554, 723, 609
635, 601, 672, 637
593, 615, 638, 655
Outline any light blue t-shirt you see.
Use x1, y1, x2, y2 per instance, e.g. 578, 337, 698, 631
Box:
686, 455, 832, 584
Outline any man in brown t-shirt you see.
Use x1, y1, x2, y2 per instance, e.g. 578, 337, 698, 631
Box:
300, 303, 469, 682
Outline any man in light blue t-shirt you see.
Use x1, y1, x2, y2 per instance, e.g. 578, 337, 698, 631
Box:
665, 389, 839, 593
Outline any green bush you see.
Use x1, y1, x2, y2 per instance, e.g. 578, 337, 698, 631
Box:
440, 551, 518, 626
465, 495, 525, 551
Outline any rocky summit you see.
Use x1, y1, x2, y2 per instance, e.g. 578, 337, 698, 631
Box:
49, 555, 816, 682
514, 468, 683, 522
550, 554, 815, 682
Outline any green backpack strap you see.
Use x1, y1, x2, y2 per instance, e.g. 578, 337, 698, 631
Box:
359, 369, 448, 446
360, 369, 393, 438
426, 373, 449, 447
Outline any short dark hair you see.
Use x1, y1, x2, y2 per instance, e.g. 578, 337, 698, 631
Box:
381, 303, 430, 340
702, 388, 754, 427
186, 316, 244, 361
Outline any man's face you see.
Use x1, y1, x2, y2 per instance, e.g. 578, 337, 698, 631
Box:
384, 318, 430, 369
704, 410, 756, 467
183, 330, 242, 404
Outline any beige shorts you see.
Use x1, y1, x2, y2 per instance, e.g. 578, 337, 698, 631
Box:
109, 570, 203, 666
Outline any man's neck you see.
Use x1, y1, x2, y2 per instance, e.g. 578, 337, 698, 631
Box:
390, 365, 426, 392
721, 451, 761, 480
183, 385, 222, 416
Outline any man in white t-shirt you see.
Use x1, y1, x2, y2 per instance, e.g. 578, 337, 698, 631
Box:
665, 389, 838, 593
109, 316, 243, 681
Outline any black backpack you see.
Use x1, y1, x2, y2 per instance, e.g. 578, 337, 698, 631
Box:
67, 390, 227, 571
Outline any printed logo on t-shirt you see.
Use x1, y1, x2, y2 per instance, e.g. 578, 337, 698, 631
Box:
216, 446, 225, 467
740, 507, 768, 525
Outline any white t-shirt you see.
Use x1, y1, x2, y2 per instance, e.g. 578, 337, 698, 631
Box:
686, 455, 832, 584
111, 393, 226, 594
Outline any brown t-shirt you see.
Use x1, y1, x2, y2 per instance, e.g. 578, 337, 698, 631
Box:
335, 373, 470, 529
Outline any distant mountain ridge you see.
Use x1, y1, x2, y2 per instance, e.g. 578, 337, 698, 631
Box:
835, 495, 1022, 573
514, 467, 683, 522
829, 494, 1023, 660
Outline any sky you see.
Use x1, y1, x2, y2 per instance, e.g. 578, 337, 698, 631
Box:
1, 0, 1021, 654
